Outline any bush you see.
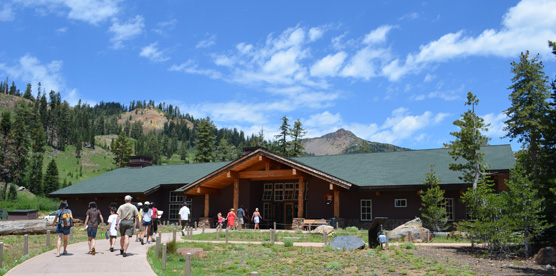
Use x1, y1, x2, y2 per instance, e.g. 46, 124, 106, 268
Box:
166, 240, 177, 255
283, 238, 294, 247
400, 242, 416, 250
345, 226, 359, 232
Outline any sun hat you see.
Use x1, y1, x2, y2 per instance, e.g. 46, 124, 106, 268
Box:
137, 202, 143, 206
144, 201, 150, 205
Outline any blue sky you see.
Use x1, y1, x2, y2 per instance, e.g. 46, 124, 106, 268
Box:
1, 0, 555, 151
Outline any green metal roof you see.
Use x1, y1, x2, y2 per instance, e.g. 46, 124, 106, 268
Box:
50, 161, 230, 196
51, 145, 514, 196
291, 144, 515, 187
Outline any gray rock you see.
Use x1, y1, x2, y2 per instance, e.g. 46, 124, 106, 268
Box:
329, 235, 365, 251
386, 217, 432, 242
534, 247, 556, 265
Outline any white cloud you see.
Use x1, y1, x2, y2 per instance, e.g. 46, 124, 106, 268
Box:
310, 52, 347, 77
308, 27, 324, 42
383, 0, 556, 81
340, 47, 391, 80
0, 3, 14, 21
64, 89, 97, 106
363, 25, 395, 45
482, 112, 508, 138
196, 34, 216, 49
153, 19, 177, 35
304, 111, 342, 127
56, 27, 68, 33
169, 60, 222, 79
140, 42, 170, 62
108, 15, 145, 49
13, 0, 121, 25
399, 12, 419, 21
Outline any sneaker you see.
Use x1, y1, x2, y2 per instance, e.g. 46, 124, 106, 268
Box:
120, 249, 124, 255
87, 251, 92, 254
110, 247, 114, 252
146, 241, 151, 244
63, 250, 68, 255
91, 248, 95, 255
122, 252, 127, 257
140, 239, 144, 245
56, 253, 60, 257
181, 229, 185, 236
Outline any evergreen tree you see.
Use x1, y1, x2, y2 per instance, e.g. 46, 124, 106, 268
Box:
0, 111, 16, 200
12, 103, 31, 187
289, 119, 306, 157
275, 116, 290, 156
179, 140, 188, 162
43, 159, 60, 195
504, 51, 550, 187
23, 83, 33, 100
361, 140, 371, 153
27, 119, 46, 195
444, 92, 491, 189
194, 117, 216, 163
7, 184, 17, 201
111, 131, 133, 167
75, 137, 82, 157
419, 165, 447, 232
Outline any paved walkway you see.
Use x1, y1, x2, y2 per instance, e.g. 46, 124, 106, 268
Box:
5, 228, 474, 275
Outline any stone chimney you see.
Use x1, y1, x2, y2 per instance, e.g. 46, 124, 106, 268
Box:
129, 156, 153, 169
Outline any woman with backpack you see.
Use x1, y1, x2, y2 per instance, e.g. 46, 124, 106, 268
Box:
51, 202, 74, 257
83, 201, 105, 255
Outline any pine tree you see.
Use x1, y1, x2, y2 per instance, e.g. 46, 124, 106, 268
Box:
275, 116, 290, 156
194, 117, 216, 163
504, 51, 550, 187
27, 119, 46, 195
23, 83, 33, 100
0, 111, 16, 200
289, 119, 306, 157
444, 92, 491, 189
419, 165, 447, 232
179, 140, 188, 162
7, 184, 17, 201
43, 159, 60, 195
111, 131, 133, 167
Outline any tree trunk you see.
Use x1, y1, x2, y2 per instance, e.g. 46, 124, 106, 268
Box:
0, 220, 56, 235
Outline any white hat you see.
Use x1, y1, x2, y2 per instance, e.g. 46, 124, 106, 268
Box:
124, 195, 132, 201
144, 201, 150, 205
137, 202, 143, 206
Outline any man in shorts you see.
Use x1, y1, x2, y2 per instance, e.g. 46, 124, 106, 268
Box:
116, 195, 140, 257
178, 202, 190, 236
237, 206, 247, 230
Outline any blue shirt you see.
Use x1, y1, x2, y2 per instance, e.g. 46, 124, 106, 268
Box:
237, 208, 245, 219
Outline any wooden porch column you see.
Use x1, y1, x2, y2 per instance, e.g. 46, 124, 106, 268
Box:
204, 194, 210, 217
297, 176, 304, 218
233, 178, 239, 211
334, 190, 340, 218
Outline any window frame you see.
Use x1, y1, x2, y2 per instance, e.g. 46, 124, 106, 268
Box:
394, 199, 407, 208
360, 199, 372, 221
262, 183, 273, 201
274, 183, 284, 201
444, 198, 455, 221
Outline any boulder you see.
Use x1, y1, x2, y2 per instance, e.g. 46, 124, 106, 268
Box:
534, 247, 556, 265
387, 218, 432, 242
329, 235, 365, 251
311, 225, 334, 236
176, 248, 206, 258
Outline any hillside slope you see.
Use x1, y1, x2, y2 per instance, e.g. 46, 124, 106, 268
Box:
302, 128, 409, 156
117, 107, 194, 134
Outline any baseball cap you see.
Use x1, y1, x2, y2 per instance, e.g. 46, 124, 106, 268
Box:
124, 195, 132, 201
138, 202, 143, 206
144, 201, 150, 205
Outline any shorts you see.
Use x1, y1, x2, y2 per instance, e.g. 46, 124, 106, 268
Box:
87, 227, 98, 238
119, 220, 135, 237
180, 220, 189, 228
239, 217, 244, 224
56, 226, 70, 235
142, 220, 152, 227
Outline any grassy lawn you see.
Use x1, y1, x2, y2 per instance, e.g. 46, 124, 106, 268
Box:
0, 228, 89, 275
147, 241, 476, 276
189, 227, 367, 243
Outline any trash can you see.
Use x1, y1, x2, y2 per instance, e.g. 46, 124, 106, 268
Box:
330, 217, 337, 229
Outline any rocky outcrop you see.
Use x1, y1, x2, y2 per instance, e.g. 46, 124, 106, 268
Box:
311, 225, 334, 236
386, 218, 432, 242
534, 247, 556, 265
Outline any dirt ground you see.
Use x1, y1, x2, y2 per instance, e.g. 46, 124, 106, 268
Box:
414, 245, 555, 275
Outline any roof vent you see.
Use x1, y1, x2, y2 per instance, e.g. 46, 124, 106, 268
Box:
129, 155, 153, 169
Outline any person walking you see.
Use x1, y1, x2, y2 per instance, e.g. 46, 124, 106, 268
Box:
116, 195, 140, 257
178, 202, 190, 236
150, 202, 159, 240
83, 201, 105, 255
252, 208, 262, 230
51, 202, 73, 257
226, 208, 236, 230
106, 206, 119, 252
135, 202, 143, 242
237, 206, 246, 230
141, 201, 153, 245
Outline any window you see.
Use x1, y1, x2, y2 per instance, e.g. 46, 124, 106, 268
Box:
169, 191, 184, 203
444, 198, 454, 221
361, 199, 372, 221
168, 204, 181, 220
394, 199, 407, 208
262, 183, 273, 201
263, 202, 272, 222
284, 183, 295, 200
274, 183, 284, 201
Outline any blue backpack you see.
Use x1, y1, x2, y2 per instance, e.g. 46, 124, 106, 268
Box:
59, 210, 74, 229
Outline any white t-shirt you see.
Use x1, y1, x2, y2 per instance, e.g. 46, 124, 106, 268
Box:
107, 214, 119, 236
179, 206, 190, 220
142, 208, 153, 222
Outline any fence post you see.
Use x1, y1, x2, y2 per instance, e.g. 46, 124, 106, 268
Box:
202, 226, 205, 234
46, 230, 51, 249
250, 272, 259, 276
23, 234, 29, 255
69, 228, 74, 242
0, 242, 3, 267
173, 227, 176, 243
156, 235, 161, 258
162, 244, 167, 271
216, 229, 219, 240
185, 252, 192, 276
225, 229, 229, 245
194, 221, 197, 230
273, 222, 276, 230
270, 229, 274, 244
323, 231, 327, 245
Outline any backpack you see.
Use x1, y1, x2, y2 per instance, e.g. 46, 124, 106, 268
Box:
59, 209, 74, 229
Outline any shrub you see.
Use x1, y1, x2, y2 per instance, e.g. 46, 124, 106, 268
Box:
400, 242, 416, 250
345, 226, 359, 232
325, 261, 342, 270
283, 238, 294, 247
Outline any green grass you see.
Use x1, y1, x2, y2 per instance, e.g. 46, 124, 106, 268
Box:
189, 228, 369, 243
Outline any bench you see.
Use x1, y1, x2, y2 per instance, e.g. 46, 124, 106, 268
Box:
302, 219, 328, 231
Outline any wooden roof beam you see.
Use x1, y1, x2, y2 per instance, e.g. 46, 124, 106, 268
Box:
239, 169, 303, 179
190, 186, 221, 196
227, 170, 238, 179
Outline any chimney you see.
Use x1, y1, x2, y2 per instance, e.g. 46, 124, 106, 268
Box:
129, 156, 153, 169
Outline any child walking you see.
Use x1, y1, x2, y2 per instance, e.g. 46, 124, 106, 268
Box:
216, 212, 225, 231
106, 207, 119, 252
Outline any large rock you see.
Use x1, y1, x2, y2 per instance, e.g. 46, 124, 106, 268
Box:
534, 247, 556, 265
311, 225, 334, 236
329, 236, 365, 251
386, 218, 432, 242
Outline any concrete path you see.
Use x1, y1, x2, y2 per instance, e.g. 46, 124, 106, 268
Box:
5, 228, 474, 275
